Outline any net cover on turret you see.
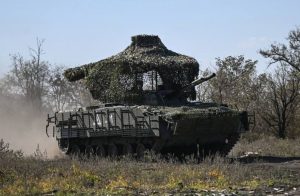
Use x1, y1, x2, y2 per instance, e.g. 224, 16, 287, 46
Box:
64, 35, 199, 104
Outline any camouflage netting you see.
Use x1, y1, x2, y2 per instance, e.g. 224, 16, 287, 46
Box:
64, 35, 199, 103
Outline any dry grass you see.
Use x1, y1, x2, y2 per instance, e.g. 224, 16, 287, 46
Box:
1, 137, 300, 195
230, 132, 300, 157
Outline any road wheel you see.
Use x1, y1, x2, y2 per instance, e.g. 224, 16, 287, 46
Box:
136, 143, 145, 159
70, 145, 81, 158
58, 139, 70, 154
122, 143, 133, 156
84, 145, 94, 158
95, 145, 106, 157
108, 143, 118, 158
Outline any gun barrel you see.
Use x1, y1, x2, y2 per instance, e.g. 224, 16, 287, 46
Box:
164, 73, 216, 99
182, 73, 216, 91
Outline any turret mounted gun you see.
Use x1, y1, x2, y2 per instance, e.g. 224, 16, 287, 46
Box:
143, 73, 216, 106
176, 73, 216, 97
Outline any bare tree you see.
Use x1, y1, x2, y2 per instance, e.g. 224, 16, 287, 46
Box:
1, 38, 99, 113
6, 38, 50, 112
260, 27, 300, 73
261, 65, 300, 138
259, 27, 300, 137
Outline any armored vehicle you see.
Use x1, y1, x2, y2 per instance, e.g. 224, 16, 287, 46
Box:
46, 35, 251, 157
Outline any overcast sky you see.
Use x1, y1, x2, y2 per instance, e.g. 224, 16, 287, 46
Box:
1, 0, 300, 76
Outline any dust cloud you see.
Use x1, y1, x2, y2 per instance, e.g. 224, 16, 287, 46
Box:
0, 95, 60, 158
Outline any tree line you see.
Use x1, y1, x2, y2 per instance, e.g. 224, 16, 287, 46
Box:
0, 39, 98, 114
197, 27, 300, 138
1, 28, 299, 139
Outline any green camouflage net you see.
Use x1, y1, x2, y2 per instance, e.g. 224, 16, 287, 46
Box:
64, 35, 199, 103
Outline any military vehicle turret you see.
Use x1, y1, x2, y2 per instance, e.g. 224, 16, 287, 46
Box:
46, 35, 251, 157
